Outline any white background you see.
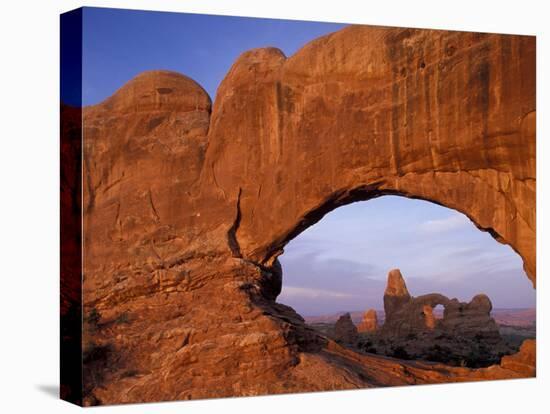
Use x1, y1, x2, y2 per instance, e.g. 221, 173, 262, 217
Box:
0, 0, 547, 412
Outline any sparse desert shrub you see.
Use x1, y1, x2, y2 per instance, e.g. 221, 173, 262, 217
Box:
83, 342, 114, 403
425, 344, 453, 364
83, 342, 112, 365
391, 346, 411, 360
120, 369, 140, 378
114, 312, 131, 325
84, 307, 101, 331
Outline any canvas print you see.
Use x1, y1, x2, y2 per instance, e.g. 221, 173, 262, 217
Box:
60, 7, 536, 406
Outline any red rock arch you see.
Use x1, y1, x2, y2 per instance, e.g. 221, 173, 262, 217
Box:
199, 26, 536, 285
78, 25, 536, 404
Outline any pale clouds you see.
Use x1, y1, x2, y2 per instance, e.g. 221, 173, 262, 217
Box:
418, 213, 470, 233
276, 196, 534, 316
282, 286, 358, 300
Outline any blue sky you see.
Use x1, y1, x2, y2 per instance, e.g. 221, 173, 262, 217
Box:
81, 7, 346, 105
279, 197, 534, 315
79, 8, 534, 314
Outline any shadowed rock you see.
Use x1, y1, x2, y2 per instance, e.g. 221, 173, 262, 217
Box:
334, 313, 359, 344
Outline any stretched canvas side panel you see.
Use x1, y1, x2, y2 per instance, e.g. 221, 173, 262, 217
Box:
60, 8, 83, 406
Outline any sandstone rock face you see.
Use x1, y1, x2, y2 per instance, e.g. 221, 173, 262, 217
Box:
500, 339, 536, 377
333, 313, 359, 343
384, 269, 412, 320
70, 25, 536, 405
374, 270, 513, 367
200, 26, 536, 285
357, 309, 379, 333
82, 70, 212, 271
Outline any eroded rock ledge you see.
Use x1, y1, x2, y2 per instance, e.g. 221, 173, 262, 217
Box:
74, 25, 536, 405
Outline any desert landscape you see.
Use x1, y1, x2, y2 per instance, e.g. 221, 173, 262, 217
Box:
61, 10, 536, 407
306, 269, 535, 368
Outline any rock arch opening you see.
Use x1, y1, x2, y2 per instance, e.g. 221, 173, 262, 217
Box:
427, 304, 445, 327
275, 196, 535, 368
433, 304, 445, 318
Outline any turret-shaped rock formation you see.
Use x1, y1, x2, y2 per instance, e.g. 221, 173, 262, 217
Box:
375, 269, 512, 366
384, 269, 412, 322
357, 309, 378, 333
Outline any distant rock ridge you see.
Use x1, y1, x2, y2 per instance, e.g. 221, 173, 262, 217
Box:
364, 269, 515, 367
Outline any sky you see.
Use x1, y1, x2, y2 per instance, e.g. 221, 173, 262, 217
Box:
278, 196, 535, 316
76, 8, 535, 315
79, 7, 346, 106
